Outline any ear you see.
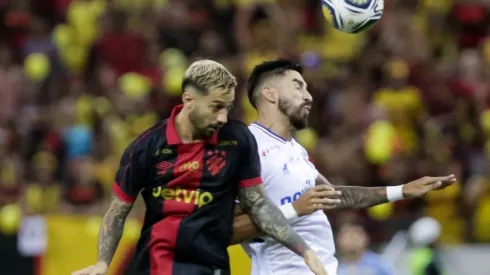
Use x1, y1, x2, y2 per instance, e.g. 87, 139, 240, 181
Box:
182, 91, 194, 109
261, 87, 277, 104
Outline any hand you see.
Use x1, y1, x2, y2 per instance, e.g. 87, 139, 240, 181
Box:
402, 175, 457, 199
292, 185, 342, 216
72, 262, 108, 275
303, 250, 328, 275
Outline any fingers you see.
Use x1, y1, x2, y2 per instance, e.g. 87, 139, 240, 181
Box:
88, 270, 104, 275
309, 186, 342, 198
315, 189, 342, 198
423, 175, 456, 184
72, 266, 93, 275
313, 197, 342, 206
312, 185, 335, 191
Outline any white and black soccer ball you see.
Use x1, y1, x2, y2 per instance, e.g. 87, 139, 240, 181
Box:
321, 0, 384, 34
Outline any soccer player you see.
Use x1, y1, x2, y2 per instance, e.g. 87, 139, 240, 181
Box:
231, 59, 457, 275
72, 60, 327, 275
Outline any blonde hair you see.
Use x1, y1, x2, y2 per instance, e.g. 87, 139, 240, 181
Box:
182, 60, 237, 92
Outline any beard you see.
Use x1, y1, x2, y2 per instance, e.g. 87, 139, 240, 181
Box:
278, 97, 309, 130
188, 107, 219, 139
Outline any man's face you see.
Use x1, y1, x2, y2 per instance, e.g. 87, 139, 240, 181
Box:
276, 70, 313, 130
337, 224, 368, 255
188, 88, 235, 138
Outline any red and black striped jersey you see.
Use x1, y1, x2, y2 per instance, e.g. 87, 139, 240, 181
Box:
113, 104, 262, 275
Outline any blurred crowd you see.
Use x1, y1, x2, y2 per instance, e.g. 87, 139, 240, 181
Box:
1, 0, 490, 246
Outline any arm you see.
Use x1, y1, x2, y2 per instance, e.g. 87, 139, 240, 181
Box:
73, 140, 147, 275
316, 174, 387, 210
316, 173, 457, 210
231, 184, 341, 244
237, 184, 309, 256
231, 208, 262, 244
98, 195, 133, 266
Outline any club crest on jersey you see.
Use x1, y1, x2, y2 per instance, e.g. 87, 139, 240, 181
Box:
206, 150, 227, 176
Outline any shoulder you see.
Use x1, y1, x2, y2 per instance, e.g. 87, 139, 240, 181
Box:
220, 120, 262, 153
292, 139, 309, 158
220, 119, 254, 142
125, 120, 167, 155
221, 119, 249, 134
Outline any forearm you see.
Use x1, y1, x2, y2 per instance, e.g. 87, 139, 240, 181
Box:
97, 195, 132, 265
316, 174, 388, 210
231, 213, 262, 244
335, 186, 387, 210
239, 185, 310, 256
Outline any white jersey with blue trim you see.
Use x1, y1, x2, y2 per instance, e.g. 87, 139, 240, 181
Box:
242, 122, 338, 275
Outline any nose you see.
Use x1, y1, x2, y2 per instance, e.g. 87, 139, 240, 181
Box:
216, 111, 228, 125
304, 90, 313, 104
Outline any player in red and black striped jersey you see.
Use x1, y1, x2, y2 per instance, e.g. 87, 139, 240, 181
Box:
72, 60, 327, 275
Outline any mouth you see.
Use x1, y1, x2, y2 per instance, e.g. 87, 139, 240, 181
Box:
208, 125, 221, 132
302, 105, 312, 112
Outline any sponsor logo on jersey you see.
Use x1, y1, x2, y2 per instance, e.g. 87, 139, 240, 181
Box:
279, 180, 313, 205
152, 186, 213, 208
218, 140, 238, 146
177, 161, 200, 172
156, 161, 173, 175
283, 163, 289, 174
154, 148, 173, 156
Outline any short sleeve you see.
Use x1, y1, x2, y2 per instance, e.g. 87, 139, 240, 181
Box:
307, 158, 319, 179
238, 127, 262, 188
112, 142, 148, 203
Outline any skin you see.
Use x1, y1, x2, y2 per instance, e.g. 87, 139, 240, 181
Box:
231, 69, 457, 244
336, 223, 369, 262
73, 83, 326, 275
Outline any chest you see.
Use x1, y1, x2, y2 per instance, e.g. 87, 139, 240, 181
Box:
260, 144, 316, 205
149, 141, 240, 191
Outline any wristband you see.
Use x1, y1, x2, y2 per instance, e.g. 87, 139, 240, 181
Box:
386, 185, 404, 202
279, 203, 298, 220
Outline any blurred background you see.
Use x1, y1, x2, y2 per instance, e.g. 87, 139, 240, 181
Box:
1, 0, 490, 274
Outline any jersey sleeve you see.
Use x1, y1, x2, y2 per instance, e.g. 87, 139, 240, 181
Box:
112, 141, 148, 203
307, 158, 319, 179
238, 126, 262, 188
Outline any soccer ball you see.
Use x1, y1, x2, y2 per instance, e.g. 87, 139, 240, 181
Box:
322, 0, 384, 34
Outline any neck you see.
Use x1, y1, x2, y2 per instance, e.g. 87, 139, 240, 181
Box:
174, 109, 198, 142
256, 108, 295, 141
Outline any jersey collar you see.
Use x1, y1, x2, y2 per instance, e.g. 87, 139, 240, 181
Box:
166, 104, 219, 145
250, 122, 288, 144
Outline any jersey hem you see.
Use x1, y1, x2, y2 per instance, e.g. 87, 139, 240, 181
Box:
112, 182, 137, 203
239, 177, 262, 188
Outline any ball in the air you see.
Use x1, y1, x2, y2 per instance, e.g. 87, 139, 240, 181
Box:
322, 0, 384, 34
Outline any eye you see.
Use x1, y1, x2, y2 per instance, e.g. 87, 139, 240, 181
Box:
211, 105, 221, 112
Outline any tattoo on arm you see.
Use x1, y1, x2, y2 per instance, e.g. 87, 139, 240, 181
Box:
316, 174, 388, 210
238, 185, 310, 256
98, 195, 133, 265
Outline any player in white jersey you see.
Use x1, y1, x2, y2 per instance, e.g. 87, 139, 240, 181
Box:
230, 59, 457, 275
